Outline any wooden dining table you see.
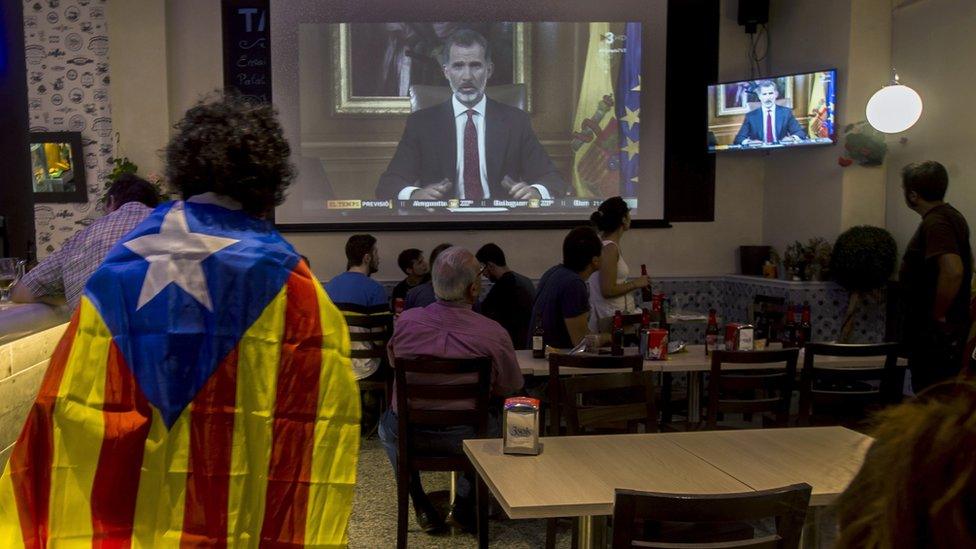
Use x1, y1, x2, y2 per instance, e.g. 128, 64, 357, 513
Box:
516, 345, 907, 423
464, 426, 873, 548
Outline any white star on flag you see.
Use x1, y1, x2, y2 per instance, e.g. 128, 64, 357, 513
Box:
124, 204, 239, 311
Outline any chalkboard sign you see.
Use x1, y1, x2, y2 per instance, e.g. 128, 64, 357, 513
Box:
221, 0, 271, 103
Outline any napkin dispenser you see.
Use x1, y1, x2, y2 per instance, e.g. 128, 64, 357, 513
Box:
503, 396, 541, 455
724, 323, 755, 351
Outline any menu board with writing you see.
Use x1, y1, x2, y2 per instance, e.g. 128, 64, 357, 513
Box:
221, 0, 271, 103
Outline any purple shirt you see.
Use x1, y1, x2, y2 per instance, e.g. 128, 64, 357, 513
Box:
389, 300, 524, 412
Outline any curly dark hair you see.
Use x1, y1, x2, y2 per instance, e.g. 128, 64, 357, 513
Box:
165, 94, 294, 216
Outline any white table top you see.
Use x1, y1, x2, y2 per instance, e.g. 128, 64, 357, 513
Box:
463, 426, 872, 519
515, 345, 905, 376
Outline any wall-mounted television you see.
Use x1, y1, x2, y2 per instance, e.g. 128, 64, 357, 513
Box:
28, 131, 88, 203
707, 69, 836, 153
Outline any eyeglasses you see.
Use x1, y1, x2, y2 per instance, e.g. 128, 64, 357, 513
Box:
479, 263, 488, 275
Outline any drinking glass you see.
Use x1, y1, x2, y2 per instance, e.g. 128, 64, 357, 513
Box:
0, 258, 22, 304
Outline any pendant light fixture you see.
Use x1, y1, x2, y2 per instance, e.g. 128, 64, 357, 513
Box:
866, 70, 922, 133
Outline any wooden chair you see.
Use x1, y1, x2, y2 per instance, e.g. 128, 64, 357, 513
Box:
345, 313, 394, 432
409, 83, 528, 112
705, 349, 799, 429
543, 354, 644, 548
393, 357, 492, 549
562, 371, 658, 435
798, 342, 903, 427
611, 483, 812, 548
546, 353, 645, 436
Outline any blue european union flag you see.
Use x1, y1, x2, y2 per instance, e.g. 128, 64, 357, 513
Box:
825, 71, 836, 138
616, 22, 641, 197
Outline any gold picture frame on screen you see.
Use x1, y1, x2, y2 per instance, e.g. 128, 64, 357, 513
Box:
716, 76, 794, 117
331, 22, 531, 115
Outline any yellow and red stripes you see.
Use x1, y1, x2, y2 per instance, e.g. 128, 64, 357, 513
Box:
1, 308, 80, 547
91, 342, 152, 547
0, 262, 359, 548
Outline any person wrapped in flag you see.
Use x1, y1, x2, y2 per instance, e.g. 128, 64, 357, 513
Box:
0, 95, 361, 548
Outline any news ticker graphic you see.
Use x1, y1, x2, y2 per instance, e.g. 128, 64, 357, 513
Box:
324, 198, 622, 211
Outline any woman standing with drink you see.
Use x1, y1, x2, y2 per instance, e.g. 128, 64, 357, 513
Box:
587, 197, 651, 332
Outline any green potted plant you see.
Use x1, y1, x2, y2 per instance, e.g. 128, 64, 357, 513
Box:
784, 241, 805, 281
805, 237, 833, 281
830, 226, 898, 342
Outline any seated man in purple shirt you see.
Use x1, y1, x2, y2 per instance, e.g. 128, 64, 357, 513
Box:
380, 246, 524, 534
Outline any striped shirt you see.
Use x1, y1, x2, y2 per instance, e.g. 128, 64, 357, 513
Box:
21, 202, 153, 310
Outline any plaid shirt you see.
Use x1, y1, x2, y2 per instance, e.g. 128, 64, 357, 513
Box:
22, 202, 153, 310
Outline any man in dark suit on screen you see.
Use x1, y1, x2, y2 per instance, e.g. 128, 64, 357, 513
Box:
733, 79, 808, 146
375, 29, 566, 201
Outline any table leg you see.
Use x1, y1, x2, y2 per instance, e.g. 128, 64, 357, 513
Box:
687, 372, 701, 425
449, 471, 457, 504
576, 515, 608, 549
800, 506, 818, 548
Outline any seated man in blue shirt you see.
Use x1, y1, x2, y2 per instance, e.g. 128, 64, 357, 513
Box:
325, 234, 390, 379
528, 226, 604, 349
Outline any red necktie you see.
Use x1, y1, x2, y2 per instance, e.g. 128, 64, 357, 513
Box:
463, 109, 483, 200
765, 110, 774, 143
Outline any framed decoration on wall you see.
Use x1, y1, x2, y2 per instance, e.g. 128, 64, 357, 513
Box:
330, 22, 531, 115
716, 76, 794, 116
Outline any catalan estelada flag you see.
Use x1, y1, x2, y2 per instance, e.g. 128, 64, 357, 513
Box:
0, 200, 360, 547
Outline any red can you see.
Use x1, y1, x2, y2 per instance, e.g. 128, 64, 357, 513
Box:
393, 297, 405, 315
646, 328, 669, 360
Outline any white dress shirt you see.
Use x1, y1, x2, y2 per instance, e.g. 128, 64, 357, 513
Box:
397, 95, 551, 200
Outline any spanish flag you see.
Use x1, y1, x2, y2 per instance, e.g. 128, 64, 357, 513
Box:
571, 22, 620, 198
0, 200, 360, 547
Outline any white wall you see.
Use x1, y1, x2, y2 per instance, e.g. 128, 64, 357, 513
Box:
885, 0, 976, 254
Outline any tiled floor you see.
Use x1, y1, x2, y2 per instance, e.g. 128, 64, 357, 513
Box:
349, 437, 571, 548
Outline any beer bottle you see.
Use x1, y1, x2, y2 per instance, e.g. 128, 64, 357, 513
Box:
799, 302, 812, 347
640, 264, 652, 303
532, 314, 545, 359
611, 310, 624, 356
783, 305, 797, 348
705, 308, 719, 355
753, 303, 768, 350
639, 308, 651, 358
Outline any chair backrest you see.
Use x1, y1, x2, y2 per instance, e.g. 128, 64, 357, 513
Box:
799, 342, 903, 424
343, 313, 393, 360
707, 349, 799, 428
611, 483, 812, 549
561, 371, 657, 435
393, 356, 492, 472
547, 353, 644, 435
409, 83, 528, 112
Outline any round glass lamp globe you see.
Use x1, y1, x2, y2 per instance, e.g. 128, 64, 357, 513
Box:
865, 84, 923, 133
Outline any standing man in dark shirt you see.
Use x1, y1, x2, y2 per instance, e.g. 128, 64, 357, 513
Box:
475, 243, 535, 349
527, 227, 603, 349
390, 248, 429, 310
898, 161, 973, 391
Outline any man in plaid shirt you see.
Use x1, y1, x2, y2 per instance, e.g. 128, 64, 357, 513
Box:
12, 174, 160, 310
